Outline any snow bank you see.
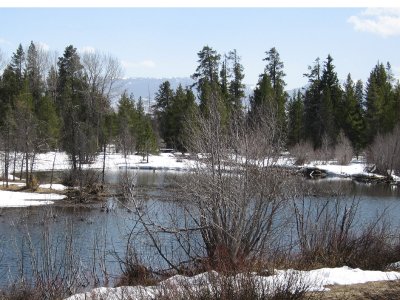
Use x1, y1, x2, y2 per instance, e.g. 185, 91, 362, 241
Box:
0, 190, 66, 208
31, 152, 195, 172
39, 183, 68, 191
65, 266, 400, 300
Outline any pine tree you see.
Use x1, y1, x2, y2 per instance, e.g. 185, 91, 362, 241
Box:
365, 62, 396, 144
191, 45, 223, 116
263, 47, 287, 129
154, 81, 174, 146
26, 41, 43, 106
135, 97, 157, 160
227, 49, 245, 119
303, 56, 342, 148
10, 44, 25, 90
57, 45, 93, 169
249, 73, 274, 122
116, 92, 137, 156
320, 54, 342, 145
342, 74, 365, 154
287, 90, 305, 146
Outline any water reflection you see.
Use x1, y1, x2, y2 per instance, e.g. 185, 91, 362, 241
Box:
0, 170, 398, 289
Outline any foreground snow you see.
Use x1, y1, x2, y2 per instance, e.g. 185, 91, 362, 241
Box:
0, 190, 66, 208
66, 266, 400, 300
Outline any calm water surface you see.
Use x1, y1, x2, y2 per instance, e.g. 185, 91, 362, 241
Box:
0, 171, 399, 288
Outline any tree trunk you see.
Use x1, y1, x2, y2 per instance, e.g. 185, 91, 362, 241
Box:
102, 143, 106, 186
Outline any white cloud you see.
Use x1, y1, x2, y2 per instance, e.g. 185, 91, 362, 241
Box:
37, 41, 50, 51
122, 59, 156, 69
0, 38, 12, 45
80, 46, 96, 53
348, 8, 400, 38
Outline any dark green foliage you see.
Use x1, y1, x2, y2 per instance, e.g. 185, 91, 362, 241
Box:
135, 97, 158, 157
153, 81, 197, 152
365, 62, 397, 144
9, 44, 25, 90
263, 47, 288, 130
192, 45, 224, 117
227, 49, 245, 119
1, 40, 400, 170
116, 92, 137, 155
303, 56, 343, 148
249, 74, 274, 121
287, 90, 305, 146
341, 75, 365, 154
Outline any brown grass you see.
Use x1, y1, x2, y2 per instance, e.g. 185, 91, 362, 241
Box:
309, 280, 400, 300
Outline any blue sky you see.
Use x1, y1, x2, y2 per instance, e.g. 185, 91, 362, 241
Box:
0, 7, 399, 89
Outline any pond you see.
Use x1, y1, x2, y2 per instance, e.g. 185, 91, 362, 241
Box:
0, 170, 399, 290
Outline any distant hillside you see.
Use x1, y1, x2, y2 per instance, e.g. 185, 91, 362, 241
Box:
113, 77, 194, 112
114, 77, 284, 112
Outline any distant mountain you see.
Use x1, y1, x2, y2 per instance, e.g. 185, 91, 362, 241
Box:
115, 77, 306, 112
113, 77, 194, 112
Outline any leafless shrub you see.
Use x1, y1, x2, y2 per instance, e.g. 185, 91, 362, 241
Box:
292, 192, 400, 270
119, 91, 295, 274
366, 124, 400, 177
334, 131, 353, 165
157, 269, 315, 300
2, 217, 88, 300
314, 133, 333, 164
289, 141, 315, 165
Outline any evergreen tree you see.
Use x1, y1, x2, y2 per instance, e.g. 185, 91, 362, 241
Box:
303, 56, 342, 148
365, 62, 396, 144
249, 73, 274, 122
287, 90, 305, 146
320, 54, 342, 145
227, 49, 245, 118
57, 45, 94, 169
342, 74, 365, 154
154, 81, 174, 146
10, 44, 25, 90
191, 45, 223, 116
263, 47, 287, 129
26, 41, 43, 106
116, 92, 136, 156
135, 97, 157, 160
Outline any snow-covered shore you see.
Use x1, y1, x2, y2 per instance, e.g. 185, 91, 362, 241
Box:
1, 151, 396, 208
65, 266, 400, 300
0, 190, 66, 207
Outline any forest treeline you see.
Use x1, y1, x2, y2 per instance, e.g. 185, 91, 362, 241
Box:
1, 42, 400, 181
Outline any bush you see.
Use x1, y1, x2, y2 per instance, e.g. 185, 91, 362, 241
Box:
292, 194, 400, 270
334, 131, 353, 165
290, 141, 315, 165
367, 125, 400, 177
157, 270, 315, 300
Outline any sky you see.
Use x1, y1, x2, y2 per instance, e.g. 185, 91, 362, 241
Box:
0, 6, 400, 90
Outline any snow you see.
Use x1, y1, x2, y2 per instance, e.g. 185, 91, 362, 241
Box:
39, 183, 68, 191
65, 266, 400, 300
30, 152, 195, 172
4, 150, 394, 183
0, 190, 66, 207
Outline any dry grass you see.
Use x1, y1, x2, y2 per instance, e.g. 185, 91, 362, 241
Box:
309, 280, 400, 300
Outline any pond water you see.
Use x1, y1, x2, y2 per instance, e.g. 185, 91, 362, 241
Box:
0, 170, 399, 289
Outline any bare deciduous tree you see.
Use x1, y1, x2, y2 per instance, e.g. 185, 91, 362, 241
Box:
367, 124, 400, 177
334, 131, 353, 165
81, 51, 123, 184
125, 91, 295, 271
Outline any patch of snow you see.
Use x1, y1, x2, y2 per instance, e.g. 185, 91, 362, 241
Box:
0, 190, 66, 208
65, 266, 400, 300
0, 181, 26, 187
39, 183, 67, 191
